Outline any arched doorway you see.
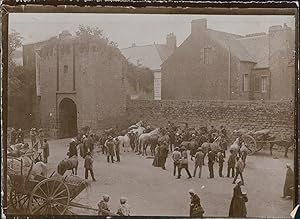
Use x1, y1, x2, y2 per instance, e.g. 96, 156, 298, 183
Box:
59, 98, 78, 138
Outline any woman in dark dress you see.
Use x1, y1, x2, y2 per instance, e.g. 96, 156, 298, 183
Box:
229, 181, 247, 217
189, 189, 204, 217
282, 163, 294, 198
152, 145, 161, 167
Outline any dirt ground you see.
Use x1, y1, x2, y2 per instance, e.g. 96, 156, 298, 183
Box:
9, 138, 295, 217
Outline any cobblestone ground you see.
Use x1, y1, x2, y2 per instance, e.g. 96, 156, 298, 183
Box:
8, 138, 295, 217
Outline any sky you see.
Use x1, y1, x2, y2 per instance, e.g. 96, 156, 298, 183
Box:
9, 13, 295, 50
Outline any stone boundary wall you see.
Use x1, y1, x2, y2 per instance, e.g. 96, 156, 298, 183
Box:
126, 100, 295, 138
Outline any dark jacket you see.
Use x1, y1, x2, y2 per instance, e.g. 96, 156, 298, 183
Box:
208, 151, 215, 164
229, 184, 247, 217
283, 167, 294, 197
228, 154, 236, 167
69, 142, 78, 157
84, 155, 93, 169
159, 144, 169, 158
190, 194, 204, 217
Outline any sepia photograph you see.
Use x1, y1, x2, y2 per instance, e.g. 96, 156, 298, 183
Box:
3, 8, 297, 218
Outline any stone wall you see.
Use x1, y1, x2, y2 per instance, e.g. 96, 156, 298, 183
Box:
126, 100, 295, 138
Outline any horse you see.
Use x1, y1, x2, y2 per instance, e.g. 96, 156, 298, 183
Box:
130, 126, 145, 152
180, 138, 198, 160
269, 136, 294, 158
57, 155, 78, 176
114, 134, 131, 152
30, 161, 47, 180
139, 128, 160, 156
200, 136, 223, 164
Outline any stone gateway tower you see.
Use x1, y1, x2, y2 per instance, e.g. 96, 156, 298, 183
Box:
36, 31, 131, 138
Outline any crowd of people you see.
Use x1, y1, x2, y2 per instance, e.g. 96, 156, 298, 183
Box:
7, 121, 294, 217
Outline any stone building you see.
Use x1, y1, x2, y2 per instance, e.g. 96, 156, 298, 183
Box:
34, 30, 139, 138
121, 33, 176, 100
161, 19, 295, 101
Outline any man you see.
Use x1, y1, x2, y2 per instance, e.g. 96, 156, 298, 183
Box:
189, 189, 204, 217
193, 148, 204, 178
98, 194, 111, 216
128, 130, 135, 151
233, 157, 245, 185
87, 134, 95, 153
10, 128, 17, 145
84, 151, 96, 181
229, 180, 247, 217
68, 139, 78, 158
16, 128, 24, 144
281, 163, 294, 199
172, 147, 181, 177
227, 151, 236, 178
207, 148, 215, 178
116, 197, 130, 216
82, 135, 89, 158
217, 151, 225, 177
105, 136, 115, 163
114, 137, 121, 162
159, 141, 169, 170
178, 147, 192, 179
42, 139, 50, 163
30, 128, 37, 147
38, 128, 45, 148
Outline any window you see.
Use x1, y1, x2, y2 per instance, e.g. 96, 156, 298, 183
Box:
204, 47, 213, 64
261, 76, 268, 93
243, 74, 249, 92
64, 65, 68, 74
254, 77, 260, 92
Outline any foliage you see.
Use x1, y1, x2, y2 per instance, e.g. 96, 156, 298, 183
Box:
125, 63, 154, 94
8, 29, 23, 72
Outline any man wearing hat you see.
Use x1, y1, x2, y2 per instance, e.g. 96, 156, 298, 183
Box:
193, 148, 204, 178
38, 128, 45, 149
172, 147, 181, 177
42, 139, 50, 163
84, 151, 96, 181
68, 138, 78, 158
105, 136, 115, 163
30, 128, 37, 147
178, 147, 192, 179
117, 197, 130, 216
98, 194, 111, 216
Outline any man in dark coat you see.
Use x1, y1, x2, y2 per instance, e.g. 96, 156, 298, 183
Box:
69, 139, 78, 158
128, 130, 135, 151
84, 151, 96, 181
193, 148, 204, 178
217, 152, 224, 177
189, 189, 204, 217
281, 163, 294, 199
105, 136, 115, 163
227, 152, 236, 178
159, 142, 169, 170
207, 148, 215, 178
229, 181, 247, 217
42, 139, 50, 163
114, 137, 121, 162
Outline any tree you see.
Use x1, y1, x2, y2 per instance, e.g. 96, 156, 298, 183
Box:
8, 29, 23, 72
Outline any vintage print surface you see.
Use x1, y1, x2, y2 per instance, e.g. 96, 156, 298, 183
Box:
5, 12, 296, 217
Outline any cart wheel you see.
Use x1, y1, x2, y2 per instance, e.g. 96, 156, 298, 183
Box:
9, 189, 29, 210
28, 178, 70, 215
241, 134, 257, 155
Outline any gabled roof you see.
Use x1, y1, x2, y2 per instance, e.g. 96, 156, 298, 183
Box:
207, 29, 256, 63
121, 44, 173, 71
237, 34, 269, 69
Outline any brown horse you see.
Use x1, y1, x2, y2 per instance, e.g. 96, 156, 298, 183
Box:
57, 155, 78, 176
269, 136, 294, 158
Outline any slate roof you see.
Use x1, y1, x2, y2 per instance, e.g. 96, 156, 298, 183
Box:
207, 29, 256, 63
237, 34, 269, 69
121, 44, 173, 71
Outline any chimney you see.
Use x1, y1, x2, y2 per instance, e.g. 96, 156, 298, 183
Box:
59, 30, 72, 40
166, 32, 177, 52
191, 19, 207, 35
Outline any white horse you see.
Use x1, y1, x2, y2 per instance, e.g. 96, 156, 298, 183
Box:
139, 128, 160, 156
114, 134, 131, 152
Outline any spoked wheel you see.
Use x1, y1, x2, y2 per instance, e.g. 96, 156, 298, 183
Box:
28, 179, 70, 215
241, 134, 257, 155
9, 189, 29, 211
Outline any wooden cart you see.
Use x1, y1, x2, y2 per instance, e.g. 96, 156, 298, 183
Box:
7, 157, 99, 215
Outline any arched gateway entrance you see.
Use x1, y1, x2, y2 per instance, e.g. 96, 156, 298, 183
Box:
59, 98, 78, 138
